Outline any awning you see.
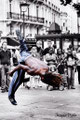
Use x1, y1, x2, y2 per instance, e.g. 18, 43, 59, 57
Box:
48, 22, 61, 33
35, 33, 80, 40
1, 36, 19, 46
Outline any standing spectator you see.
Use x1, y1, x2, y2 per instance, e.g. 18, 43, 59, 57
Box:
57, 49, 65, 74
45, 47, 57, 90
53, 44, 57, 53
30, 46, 40, 58
24, 46, 41, 89
0, 40, 11, 92
45, 47, 57, 72
30, 46, 42, 88
0, 46, 2, 87
76, 46, 80, 84
12, 49, 18, 66
36, 40, 44, 60
43, 40, 53, 55
66, 46, 77, 89
15, 48, 21, 62
57, 49, 67, 87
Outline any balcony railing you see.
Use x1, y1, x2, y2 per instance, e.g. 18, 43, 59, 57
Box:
29, 0, 44, 4
7, 12, 44, 24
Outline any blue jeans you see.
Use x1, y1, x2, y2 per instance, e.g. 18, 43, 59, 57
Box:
8, 36, 31, 97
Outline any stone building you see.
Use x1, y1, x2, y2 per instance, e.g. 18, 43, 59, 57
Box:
0, 0, 77, 39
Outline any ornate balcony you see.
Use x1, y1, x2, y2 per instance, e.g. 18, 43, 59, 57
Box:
37, 0, 44, 4
7, 12, 44, 24
29, 0, 44, 4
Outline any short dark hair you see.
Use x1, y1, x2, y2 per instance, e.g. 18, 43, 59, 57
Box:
2, 41, 7, 47
53, 44, 56, 49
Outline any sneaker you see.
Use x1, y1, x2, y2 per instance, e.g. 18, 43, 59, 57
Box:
8, 95, 17, 105
25, 85, 30, 90
71, 87, 75, 89
1, 89, 6, 93
47, 86, 54, 91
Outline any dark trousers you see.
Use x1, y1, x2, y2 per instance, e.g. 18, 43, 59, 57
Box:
8, 69, 25, 97
77, 66, 80, 84
1, 65, 10, 91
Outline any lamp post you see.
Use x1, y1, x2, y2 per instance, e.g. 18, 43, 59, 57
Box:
9, 0, 13, 35
9, 0, 12, 18
20, 3, 30, 38
36, 5, 39, 21
0, 31, 2, 43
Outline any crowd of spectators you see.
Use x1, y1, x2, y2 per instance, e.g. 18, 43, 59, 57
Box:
23, 40, 80, 91
0, 38, 80, 92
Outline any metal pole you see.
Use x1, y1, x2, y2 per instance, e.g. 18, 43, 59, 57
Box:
9, 0, 12, 18
9, 0, 12, 35
28, 6, 29, 20
23, 11, 25, 38
36, 5, 39, 21
54, 14, 55, 23
77, 13, 79, 33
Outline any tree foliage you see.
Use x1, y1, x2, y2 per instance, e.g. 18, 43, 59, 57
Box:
60, 0, 72, 6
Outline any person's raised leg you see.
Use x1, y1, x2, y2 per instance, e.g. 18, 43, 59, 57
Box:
8, 69, 25, 105
8, 71, 18, 105
16, 30, 31, 63
16, 30, 29, 53
8, 30, 30, 105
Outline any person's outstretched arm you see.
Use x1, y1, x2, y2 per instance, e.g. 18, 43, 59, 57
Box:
7, 64, 33, 76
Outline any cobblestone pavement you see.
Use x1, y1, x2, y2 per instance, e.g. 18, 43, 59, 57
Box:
0, 73, 80, 120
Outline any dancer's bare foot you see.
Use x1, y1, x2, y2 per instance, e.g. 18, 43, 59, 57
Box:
16, 30, 21, 37
7, 71, 13, 77
16, 30, 23, 40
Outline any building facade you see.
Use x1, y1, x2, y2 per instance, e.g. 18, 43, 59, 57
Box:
0, 0, 78, 39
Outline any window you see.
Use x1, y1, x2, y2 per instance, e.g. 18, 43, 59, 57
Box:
49, 22, 51, 26
66, 27, 68, 31
63, 23, 65, 27
56, 6, 57, 10
48, 1, 50, 5
46, 20, 47, 23
45, 7, 47, 11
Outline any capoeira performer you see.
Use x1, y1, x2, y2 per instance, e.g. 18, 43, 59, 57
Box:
8, 30, 62, 105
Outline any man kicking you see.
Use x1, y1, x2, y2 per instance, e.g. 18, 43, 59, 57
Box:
8, 30, 62, 105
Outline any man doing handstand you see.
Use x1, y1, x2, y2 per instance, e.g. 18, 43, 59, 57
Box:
8, 30, 62, 105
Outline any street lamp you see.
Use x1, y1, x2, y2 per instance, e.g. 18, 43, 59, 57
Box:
9, 0, 12, 18
20, 3, 30, 38
9, 0, 13, 35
